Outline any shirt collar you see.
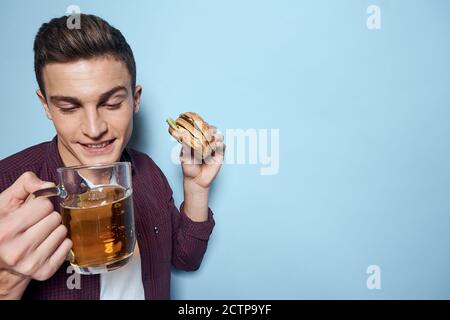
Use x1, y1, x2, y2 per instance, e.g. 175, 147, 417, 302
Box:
120, 147, 136, 175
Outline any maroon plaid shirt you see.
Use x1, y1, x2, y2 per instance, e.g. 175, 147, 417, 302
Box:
0, 137, 215, 299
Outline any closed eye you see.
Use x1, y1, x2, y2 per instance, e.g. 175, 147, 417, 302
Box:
58, 105, 79, 113
103, 102, 123, 110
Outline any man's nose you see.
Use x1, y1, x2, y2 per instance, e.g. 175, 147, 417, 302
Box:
81, 108, 108, 139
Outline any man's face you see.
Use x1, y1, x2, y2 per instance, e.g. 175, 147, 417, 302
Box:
37, 56, 141, 167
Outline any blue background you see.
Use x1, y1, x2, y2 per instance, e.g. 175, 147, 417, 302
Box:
1, 0, 449, 299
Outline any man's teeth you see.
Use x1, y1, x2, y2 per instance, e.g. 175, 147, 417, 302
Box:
85, 141, 112, 148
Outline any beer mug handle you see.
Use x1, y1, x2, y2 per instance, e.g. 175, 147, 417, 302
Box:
28, 184, 66, 202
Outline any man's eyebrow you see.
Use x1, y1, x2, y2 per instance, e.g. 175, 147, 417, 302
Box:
97, 86, 128, 106
49, 95, 82, 106
49, 86, 128, 107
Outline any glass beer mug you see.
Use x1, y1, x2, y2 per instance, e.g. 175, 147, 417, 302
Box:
32, 162, 136, 275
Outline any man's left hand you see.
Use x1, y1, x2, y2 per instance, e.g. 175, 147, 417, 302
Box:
175, 125, 225, 192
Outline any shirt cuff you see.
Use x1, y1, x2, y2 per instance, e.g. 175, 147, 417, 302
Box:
179, 201, 215, 241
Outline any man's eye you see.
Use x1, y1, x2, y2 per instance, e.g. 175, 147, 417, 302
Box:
59, 106, 78, 113
104, 103, 122, 110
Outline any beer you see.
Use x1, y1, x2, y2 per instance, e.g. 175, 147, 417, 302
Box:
61, 185, 135, 272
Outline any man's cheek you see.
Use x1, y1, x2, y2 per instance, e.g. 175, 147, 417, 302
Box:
115, 115, 133, 133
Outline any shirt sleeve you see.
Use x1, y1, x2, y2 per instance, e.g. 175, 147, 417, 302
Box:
168, 195, 215, 271
160, 176, 215, 271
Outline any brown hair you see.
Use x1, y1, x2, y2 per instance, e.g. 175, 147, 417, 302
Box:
34, 14, 136, 97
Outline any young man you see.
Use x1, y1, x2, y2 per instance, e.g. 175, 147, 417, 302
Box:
0, 14, 224, 299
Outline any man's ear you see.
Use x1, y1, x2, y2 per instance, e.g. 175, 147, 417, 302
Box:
133, 85, 142, 114
36, 89, 52, 120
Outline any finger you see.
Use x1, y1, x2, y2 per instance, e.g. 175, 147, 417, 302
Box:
204, 141, 225, 165
178, 133, 203, 164
22, 211, 62, 251
33, 238, 72, 281
212, 132, 224, 143
206, 126, 217, 141
179, 142, 191, 161
214, 141, 226, 156
193, 148, 204, 165
181, 146, 203, 165
25, 182, 56, 203
170, 129, 182, 142
212, 142, 226, 165
25, 224, 68, 279
208, 125, 217, 133
0, 172, 47, 205
9, 211, 62, 265
11, 197, 54, 233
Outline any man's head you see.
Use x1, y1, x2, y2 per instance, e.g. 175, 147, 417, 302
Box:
34, 14, 142, 166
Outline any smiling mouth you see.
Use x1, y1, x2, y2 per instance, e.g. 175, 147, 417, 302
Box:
79, 138, 116, 150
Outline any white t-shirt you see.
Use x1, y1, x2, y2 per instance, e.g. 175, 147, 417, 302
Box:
78, 173, 145, 300
100, 242, 145, 300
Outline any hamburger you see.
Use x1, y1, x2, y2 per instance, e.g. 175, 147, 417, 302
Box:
166, 112, 216, 159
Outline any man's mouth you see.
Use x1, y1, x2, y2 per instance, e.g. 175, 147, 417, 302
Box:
79, 138, 116, 154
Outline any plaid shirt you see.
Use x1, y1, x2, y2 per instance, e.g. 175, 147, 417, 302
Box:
0, 137, 215, 299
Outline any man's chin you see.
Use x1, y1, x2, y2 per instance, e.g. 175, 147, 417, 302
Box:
77, 155, 121, 166
73, 142, 122, 166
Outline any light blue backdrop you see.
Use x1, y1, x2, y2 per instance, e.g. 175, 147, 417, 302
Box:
1, 0, 449, 299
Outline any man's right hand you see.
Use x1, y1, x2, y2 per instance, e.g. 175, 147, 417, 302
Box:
0, 171, 72, 298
